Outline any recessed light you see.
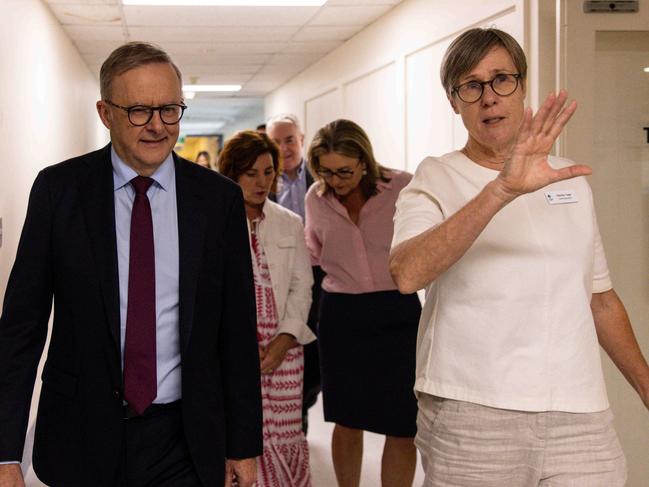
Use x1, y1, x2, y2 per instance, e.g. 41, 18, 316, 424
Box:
123, 0, 326, 6
644, 67, 649, 73
183, 84, 242, 92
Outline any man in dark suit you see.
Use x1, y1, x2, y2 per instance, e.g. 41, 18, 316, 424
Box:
266, 114, 321, 434
0, 42, 262, 487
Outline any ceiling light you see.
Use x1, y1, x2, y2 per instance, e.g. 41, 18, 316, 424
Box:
123, 0, 326, 6
644, 67, 649, 73
183, 91, 196, 99
183, 84, 242, 92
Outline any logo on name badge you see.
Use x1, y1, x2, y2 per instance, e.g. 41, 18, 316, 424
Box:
544, 190, 578, 205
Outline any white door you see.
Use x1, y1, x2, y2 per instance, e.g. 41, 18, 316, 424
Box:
560, 2, 649, 486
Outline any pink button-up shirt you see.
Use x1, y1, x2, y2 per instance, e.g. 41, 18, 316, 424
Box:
305, 169, 412, 294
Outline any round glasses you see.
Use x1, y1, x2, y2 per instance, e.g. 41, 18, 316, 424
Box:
105, 100, 187, 126
452, 73, 521, 104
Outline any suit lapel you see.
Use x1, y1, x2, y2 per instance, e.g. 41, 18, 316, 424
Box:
174, 155, 206, 354
81, 144, 121, 359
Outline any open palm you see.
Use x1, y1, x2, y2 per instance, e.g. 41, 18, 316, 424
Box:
498, 90, 591, 197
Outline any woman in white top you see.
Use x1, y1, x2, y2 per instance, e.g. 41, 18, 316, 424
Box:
219, 131, 315, 487
389, 27, 649, 487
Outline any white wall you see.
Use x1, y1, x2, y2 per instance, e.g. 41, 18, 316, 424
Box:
265, 0, 525, 171
0, 0, 106, 297
560, 2, 649, 485
0, 1, 106, 482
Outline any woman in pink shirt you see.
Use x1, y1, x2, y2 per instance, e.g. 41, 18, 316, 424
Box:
305, 119, 420, 487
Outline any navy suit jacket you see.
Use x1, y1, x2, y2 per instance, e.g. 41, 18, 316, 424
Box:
0, 144, 262, 486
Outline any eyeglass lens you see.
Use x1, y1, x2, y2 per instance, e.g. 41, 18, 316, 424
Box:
457, 74, 519, 103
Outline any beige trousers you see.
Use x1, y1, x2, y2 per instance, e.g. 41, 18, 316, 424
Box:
415, 394, 627, 487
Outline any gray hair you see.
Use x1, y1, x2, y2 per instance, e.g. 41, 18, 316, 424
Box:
440, 27, 527, 97
99, 42, 182, 100
266, 113, 303, 135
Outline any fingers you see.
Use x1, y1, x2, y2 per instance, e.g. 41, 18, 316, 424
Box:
530, 91, 556, 134
224, 462, 233, 487
516, 106, 533, 144
540, 90, 567, 134
260, 354, 280, 374
530, 90, 577, 142
551, 163, 592, 183
547, 100, 577, 141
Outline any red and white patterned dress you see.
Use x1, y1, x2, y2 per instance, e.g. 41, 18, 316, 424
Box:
249, 219, 311, 487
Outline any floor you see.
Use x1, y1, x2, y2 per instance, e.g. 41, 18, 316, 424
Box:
308, 394, 426, 487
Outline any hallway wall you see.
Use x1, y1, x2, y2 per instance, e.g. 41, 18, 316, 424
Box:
265, 0, 525, 171
0, 0, 106, 298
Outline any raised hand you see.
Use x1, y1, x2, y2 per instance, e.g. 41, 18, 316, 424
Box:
495, 90, 591, 200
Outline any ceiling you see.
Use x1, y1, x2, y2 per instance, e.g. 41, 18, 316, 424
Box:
44, 0, 403, 132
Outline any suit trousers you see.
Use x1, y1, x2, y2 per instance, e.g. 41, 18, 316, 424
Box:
119, 402, 202, 487
52, 402, 202, 487
415, 394, 627, 487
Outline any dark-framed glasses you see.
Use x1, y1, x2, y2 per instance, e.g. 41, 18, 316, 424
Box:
453, 73, 521, 104
104, 100, 187, 126
316, 161, 360, 180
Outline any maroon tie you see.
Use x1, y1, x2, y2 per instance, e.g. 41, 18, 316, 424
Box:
123, 176, 157, 415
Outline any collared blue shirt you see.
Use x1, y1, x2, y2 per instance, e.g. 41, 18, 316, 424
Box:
112, 148, 181, 404
277, 159, 307, 221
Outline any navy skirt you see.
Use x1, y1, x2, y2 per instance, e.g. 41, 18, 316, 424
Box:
318, 290, 420, 437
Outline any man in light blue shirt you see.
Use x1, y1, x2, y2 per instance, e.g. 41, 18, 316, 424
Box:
267, 114, 313, 220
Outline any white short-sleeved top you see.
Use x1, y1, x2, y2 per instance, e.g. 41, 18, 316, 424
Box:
392, 151, 612, 413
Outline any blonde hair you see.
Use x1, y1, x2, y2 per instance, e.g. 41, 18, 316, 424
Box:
308, 119, 390, 198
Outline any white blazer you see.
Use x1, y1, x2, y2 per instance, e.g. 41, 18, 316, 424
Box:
248, 199, 316, 345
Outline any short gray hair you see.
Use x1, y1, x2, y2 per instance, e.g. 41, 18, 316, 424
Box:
441, 28, 527, 97
266, 113, 303, 134
99, 42, 182, 100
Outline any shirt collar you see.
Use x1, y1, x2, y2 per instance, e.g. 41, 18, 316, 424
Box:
111, 146, 175, 191
280, 158, 306, 182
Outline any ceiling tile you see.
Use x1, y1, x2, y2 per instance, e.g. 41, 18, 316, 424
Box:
281, 40, 343, 53
179, 64, 262, 76
64, 24, 125, 41
171, 51, 270, 65
164, 42, 287, 55
267, 52, 322, 66
292, 25, 362, 42
123, 5, 319, 27
48, 4, 122, 25
309, 5, 392, 26
43, 0, 405, 131
127, 25, 298, 42
74, 39, 125, 54
46, 0, 118, 4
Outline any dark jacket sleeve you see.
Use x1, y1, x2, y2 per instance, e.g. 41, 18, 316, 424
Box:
218, 187, 263, 459
0, 172, 53, 461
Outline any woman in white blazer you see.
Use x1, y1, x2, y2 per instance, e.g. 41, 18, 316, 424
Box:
219, 130, 315, 487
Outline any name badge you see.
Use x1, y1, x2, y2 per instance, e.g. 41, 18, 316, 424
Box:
544, 190, 578, 205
